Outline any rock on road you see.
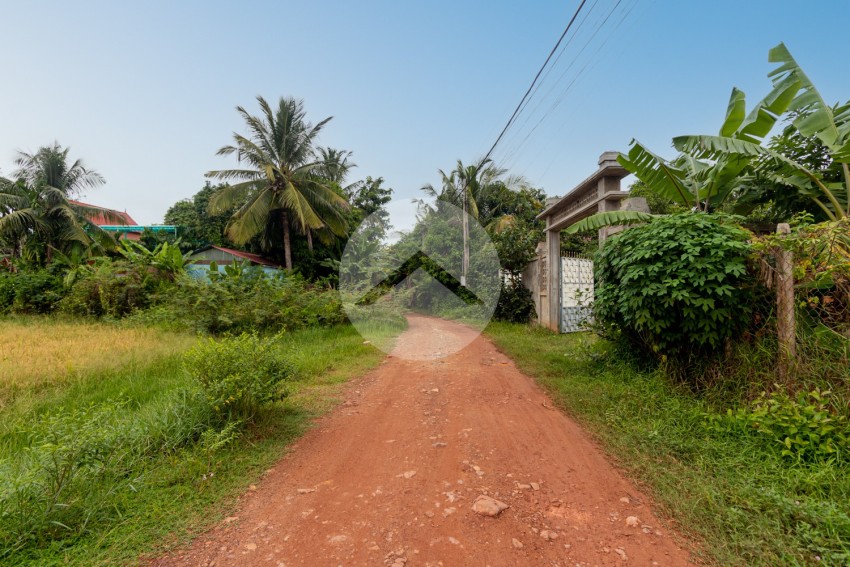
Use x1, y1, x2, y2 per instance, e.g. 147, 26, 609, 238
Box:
153, 315, 694, 566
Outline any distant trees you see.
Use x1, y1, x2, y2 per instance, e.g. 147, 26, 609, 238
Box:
163, 181, 236, 251
206, 96, 350, 270
415, 158, 546, 322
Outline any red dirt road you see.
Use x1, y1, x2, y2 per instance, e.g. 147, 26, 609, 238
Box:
154, 316, 694, 566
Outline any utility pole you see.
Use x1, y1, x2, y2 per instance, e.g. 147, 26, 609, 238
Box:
461, 189, 469, 287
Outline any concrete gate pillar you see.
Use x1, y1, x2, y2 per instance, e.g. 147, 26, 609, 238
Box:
545, 224, 561, 332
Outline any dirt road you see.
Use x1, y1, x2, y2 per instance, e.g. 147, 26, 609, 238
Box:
154, 316, 693, 566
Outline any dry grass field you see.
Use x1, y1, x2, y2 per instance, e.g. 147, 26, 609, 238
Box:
0, 317, 196, 406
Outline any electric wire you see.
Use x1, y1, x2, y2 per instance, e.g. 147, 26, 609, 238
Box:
477, 0, 589, 169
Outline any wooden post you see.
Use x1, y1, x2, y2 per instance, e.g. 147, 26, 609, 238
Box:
776, 223, 796, 379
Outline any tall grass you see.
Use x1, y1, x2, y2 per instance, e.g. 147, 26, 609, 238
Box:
0, 318, 393, 566
0, 316, 195, 408
486, 322, 850, 566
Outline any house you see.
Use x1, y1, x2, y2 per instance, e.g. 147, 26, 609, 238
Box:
71, 200, 177, 241
187, 245, 283, 276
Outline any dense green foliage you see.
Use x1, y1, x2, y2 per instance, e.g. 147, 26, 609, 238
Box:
183, 333, 293, 421
139, 268, 344, 335
595, 214, 754, 366
0, 269, 63, 314
493, 280, 535, 323
706, 389, 850, 463
416, 160, 545, 321
162, 181, 238, 251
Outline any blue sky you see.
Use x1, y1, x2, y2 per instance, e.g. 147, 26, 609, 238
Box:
1, 0, 848, 228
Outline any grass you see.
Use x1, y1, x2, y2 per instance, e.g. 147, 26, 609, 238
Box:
0, 316, 196, 409
0, 317, 394, 566
485, 322, 850, 566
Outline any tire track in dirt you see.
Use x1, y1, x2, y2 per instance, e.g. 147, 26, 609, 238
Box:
152, 315, 694, 566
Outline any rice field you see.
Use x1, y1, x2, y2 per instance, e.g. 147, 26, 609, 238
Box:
0, 317, 196, 407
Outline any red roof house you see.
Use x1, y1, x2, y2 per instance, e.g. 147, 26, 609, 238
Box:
71, 200, 141, 240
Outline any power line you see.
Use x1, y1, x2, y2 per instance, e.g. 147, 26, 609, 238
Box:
498, 0, 631, 169
478, 0, 589, 168
502, 0, 602, 146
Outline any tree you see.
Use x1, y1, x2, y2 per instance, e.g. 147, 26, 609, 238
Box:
567, 44, 803, 234
346, 176, 393, 239
0, 144, 114, 265
676, 43, 849, 221
163, 181, 239, 251
207, 96, 350, 270
13, 142, 104, 198
421, 159, 523, 284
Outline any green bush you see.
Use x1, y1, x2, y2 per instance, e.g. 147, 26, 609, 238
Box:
706, 389, 850, 463
0, 269, 63, 314
182, 333, 292, 421
494, 280, 536, 323
594, 213, 754, 366
59, 260, 160, 317
139, 269, 344, 335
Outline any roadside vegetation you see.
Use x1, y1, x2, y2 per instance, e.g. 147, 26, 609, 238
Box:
0, 91, 540, 565
2, 38, 847, 566
486, 323, 850, 566
0, 321, 389, 566
508, 43, 850, 566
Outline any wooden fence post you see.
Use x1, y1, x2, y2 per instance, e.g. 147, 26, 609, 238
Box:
776, 223, 796, 379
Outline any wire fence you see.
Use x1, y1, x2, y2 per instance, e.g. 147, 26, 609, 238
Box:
754, 219, 850, 378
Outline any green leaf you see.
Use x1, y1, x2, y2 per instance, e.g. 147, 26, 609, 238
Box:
618, 141, 694, 206
565, 211, 655, 234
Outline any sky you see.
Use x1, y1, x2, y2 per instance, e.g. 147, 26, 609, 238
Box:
2, 0, 848, 230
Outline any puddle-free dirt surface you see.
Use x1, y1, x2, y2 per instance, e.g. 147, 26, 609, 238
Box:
153, 315, 694, 566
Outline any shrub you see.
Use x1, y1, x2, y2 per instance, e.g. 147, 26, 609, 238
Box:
594, 213, 754, 365
706, 388, 850, 463
59, 261, 155, 317
182, 333, 293, 421
140, 269, 344, 335
494, 280, 536, 323
0, 269, 63, 314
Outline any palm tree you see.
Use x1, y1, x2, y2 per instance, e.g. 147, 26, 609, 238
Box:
421, 159, 514, 285
207, 96, 350, 270
14, 142, 105, 198
0, 144, 114, 264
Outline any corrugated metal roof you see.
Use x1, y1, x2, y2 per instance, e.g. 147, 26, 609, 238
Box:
192, 246, 283, 268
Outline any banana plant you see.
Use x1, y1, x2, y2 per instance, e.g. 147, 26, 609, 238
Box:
675, 43, 849, 221
567, 74, 800, 234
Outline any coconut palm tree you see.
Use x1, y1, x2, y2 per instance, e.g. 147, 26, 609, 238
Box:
207, 96, 350, 270
421, 159, 517, 284
0, 144, 114, 264
13, 142, 105, 198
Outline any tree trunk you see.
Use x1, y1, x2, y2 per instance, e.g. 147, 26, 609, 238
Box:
306, 229, 313, 252
282, 210, 293, 270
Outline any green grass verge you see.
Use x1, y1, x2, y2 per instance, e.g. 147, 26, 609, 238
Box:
485, 322, 850, 566
1, 323, 392, 566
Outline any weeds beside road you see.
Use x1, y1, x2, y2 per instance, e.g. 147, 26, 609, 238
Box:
0, 318, 390, 566
485, 322, 850, 566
